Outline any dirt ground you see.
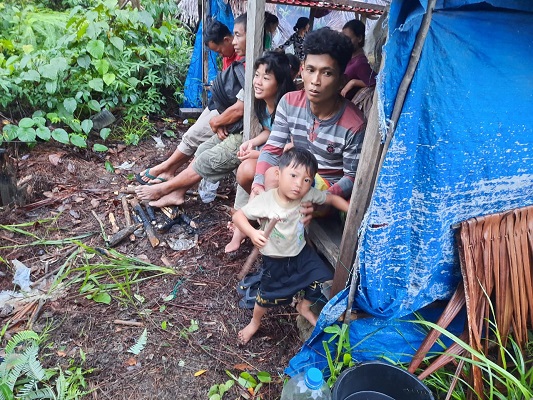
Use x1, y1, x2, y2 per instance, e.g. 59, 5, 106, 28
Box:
0, 121, 308, 399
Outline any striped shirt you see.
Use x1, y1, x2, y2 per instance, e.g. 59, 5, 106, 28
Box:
253, 90, 366, 199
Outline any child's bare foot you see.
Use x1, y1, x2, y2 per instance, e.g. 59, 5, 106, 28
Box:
225, 228, 246, 253
238, 319, 260, 344
135, 183, 171, 201
296, 300, 318, 326
149, 191, 186, 208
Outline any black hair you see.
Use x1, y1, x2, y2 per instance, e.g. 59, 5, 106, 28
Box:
343, 19, 366, 48
285, 53, 301, 78
234, 13, 247, 31
264, 12, 279, 29
253, 51, 296, 125
279, 147, 318, 178
302, 27, 354, 74
293, 17, 309, 32
203, 19, 232, 45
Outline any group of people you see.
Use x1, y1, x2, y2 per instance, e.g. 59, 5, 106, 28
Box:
134, 14, 376, 344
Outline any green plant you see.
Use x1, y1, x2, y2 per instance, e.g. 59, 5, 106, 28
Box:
114, 115, 155, 146
322, 322, 355, 387
0, 330, 92, 400
179, 319, 199, 339
211, 370, 271, 400
412, 319, 533, 399
0, 0, 192, 147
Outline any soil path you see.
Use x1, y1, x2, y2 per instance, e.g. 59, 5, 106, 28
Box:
0, 129, 306, 399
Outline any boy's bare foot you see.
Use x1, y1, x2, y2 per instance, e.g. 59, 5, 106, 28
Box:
149, 192, 186, 208
296, 300, 318, 326
135, 184, 171, 201
238, 319, 260, 345
225, 228, 246, 253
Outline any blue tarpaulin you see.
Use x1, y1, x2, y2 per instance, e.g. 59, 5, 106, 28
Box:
181, 0, 235, 108
288, 0, 533, 375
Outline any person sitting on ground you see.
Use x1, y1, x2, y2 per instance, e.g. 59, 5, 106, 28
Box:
205, 19, 243, 71
340, 19, 376, 101
135, 14, 248, 186
136, 52, 295, 208
263, 12, 279, 50
224, 52, 296, 253
233, 148, 349, 344
278, 17, 309, 61
252, 27, 366, 210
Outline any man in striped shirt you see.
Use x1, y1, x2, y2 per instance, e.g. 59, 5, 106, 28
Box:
251, 27, 366, 202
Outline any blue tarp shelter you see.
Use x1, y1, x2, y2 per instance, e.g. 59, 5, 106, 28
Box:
288, 0, 533, 375
182, 0, 235, 108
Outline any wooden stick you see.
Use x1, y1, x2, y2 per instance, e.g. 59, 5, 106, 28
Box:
131, 199, 160, 248
109, 212, 120, 233
113, 319, 144, 327
237, 218, 278, 280
186, 189, 228, 200
107, 224, 141, 247
91, 210, 108, 242
121, 196, 132, 227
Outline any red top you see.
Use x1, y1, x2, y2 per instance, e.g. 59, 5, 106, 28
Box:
223, 53, 244, 70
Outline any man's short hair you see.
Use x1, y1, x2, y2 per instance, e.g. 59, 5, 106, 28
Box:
303, 27, 354, 74
234, 13, 247, 31
204, 20, 232, 45
279, 147, 318, 178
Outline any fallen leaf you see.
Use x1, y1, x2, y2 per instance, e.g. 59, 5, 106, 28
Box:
194, 370, 207, 377
43, 191, 54, 198
69, 210, 80, 219
126, 357, 137, 366
67, 162, 76, 173
74, 196, 85, 203
137, 254, 150, 263
48, 154, 63, 166
234, 363, 252, 371
248, 387, 255, 395
57, 350, 67, 357
160, 255, 171, 267
91, 199, 100, 208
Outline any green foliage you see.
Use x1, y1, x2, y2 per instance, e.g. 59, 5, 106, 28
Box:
114, 115, 155, 146
322, 323, 355, 387
128, 328, 148, 355
179, 319, 199, 339
209, 370, 271, 400
0, 0, 192, 147
412, 318, 533, 399
0, 330, 92, 400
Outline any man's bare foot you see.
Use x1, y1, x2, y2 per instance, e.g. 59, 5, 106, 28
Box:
138, 167, 174, 184
135, 184, 171, 201
238, 319, 260, 344
225, 228, 246, 253
149, 192, 186, 208
296, 301, 318, 326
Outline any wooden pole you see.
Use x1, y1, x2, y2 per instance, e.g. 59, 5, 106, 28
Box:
331, 0, 437, 303
237, 218, 278, 280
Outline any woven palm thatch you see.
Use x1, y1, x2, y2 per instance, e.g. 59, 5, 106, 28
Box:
409, 204, 533, 399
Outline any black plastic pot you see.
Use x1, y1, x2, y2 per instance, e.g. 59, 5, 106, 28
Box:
332, 361, 434, 400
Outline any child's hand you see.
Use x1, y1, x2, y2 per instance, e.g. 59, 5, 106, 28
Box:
249, 229, 268, 249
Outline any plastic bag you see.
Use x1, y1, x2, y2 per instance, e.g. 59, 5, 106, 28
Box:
198, 179, 220, 203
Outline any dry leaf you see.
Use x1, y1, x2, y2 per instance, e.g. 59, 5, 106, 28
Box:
43, 191, 54, 198
126, 357, 137, 366
67, 162, 76, 173
69, 210, 80, 219
234, 363, 252, 371
74, 196, 85, 203
57, 350, 67, 357
194, 370, 207, 377
248, 387, 255, 395
91, 199, 100, 208
160, 255, 172, 267
48, 154, 63, 166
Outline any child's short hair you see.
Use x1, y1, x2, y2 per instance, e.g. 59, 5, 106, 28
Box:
279, 147, 318, 177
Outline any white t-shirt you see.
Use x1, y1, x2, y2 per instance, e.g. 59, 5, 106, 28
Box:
241, 188, 327, 257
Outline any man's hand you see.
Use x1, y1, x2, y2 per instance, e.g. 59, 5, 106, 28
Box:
300, 201, 315, 226
216, 127, 229, 140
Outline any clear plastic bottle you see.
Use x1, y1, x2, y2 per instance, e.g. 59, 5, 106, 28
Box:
280, 368, 331, 400
198, 179, 220, 203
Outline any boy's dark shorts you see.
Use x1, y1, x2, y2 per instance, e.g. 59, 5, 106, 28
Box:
255, 244, 332, 308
